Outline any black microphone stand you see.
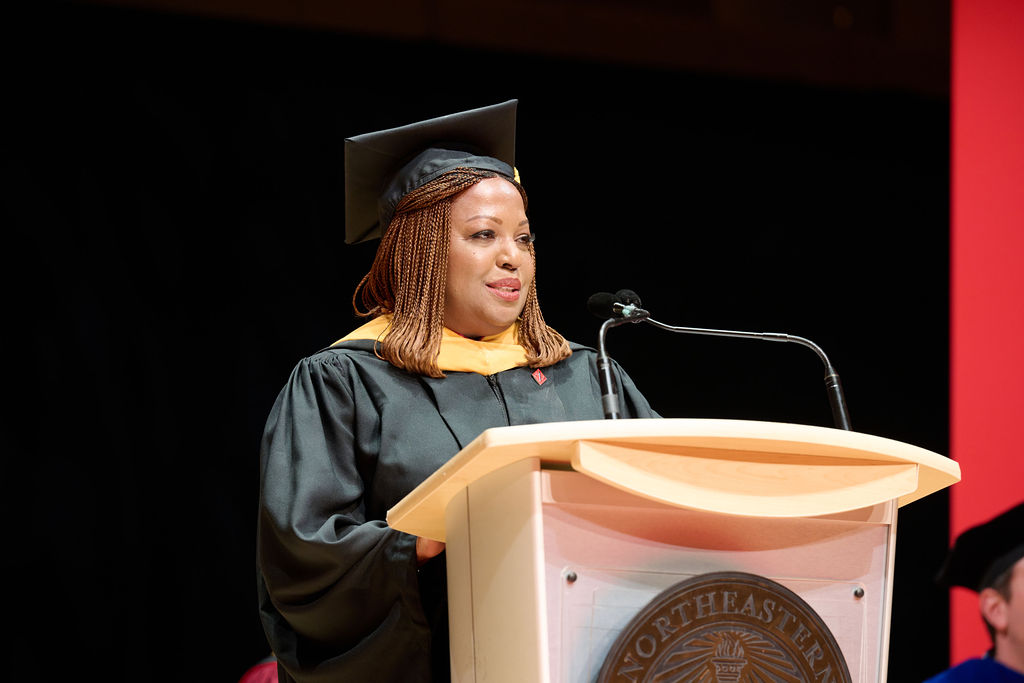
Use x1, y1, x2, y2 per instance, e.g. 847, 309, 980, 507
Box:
598, 307, 853, 430
596, 315, 645, 420
641, 317, 852, 430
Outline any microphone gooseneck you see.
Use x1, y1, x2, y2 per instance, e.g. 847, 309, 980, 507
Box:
589, 290, 853, 430
590, 291, 650, 419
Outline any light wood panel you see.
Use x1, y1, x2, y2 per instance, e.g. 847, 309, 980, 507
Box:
387, 418, 960, 540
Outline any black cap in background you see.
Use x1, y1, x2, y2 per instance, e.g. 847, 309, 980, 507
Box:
936, 502, 1024, 592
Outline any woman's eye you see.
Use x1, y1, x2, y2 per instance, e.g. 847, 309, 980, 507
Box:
470, 230, 496, 240
516, 234, 535, 246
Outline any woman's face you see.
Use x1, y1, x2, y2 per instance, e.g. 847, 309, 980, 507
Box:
444, 177, 535, 339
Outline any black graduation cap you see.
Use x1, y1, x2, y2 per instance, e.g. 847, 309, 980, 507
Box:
343, 100, 518, 244
936, 502, 1024, 592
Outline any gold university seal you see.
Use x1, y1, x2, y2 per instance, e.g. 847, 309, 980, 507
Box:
597, 571, 851, 683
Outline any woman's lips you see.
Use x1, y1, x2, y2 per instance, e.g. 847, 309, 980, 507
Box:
487, 278, 521, 301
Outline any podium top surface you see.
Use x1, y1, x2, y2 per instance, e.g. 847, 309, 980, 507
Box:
386, 418, 961, 541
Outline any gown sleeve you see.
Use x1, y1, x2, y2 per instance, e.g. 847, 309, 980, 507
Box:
256, 354, 432, 683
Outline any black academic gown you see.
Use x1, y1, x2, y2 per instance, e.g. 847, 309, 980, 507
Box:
257, 339, 658, 683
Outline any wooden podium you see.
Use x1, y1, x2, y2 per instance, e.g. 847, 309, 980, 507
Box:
387, 418, 960, 683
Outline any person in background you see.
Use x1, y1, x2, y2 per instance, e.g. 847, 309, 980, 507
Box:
255, 100, 658, 683
926, 501, 1024, 682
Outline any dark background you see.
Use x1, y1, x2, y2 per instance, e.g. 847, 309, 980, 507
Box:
3, 1, 949, 680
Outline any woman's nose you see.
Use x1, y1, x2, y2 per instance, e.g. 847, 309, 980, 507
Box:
497, 237, 524, 269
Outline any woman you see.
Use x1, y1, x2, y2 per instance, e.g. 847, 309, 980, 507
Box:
256, 101, 658, 683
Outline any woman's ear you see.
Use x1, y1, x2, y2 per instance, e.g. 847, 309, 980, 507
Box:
980, 587, 1010, 633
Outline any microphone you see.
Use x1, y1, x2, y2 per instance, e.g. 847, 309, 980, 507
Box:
616, 289, 642, 306
589, 290, 652, 419
587, 290, 651, 320
587, 289, 853, 430
586, 291, 619, 318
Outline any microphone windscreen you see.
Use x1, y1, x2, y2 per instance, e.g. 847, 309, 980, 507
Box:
587, 292, 619, 319
615, 289, 642, 307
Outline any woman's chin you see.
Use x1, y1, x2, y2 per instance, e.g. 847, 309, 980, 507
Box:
446, 315, 517, 339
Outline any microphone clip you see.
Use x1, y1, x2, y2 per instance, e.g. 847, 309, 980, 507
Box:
612, 302, 650, 320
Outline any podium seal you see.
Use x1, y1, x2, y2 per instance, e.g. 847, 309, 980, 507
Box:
596, 571, 851, 683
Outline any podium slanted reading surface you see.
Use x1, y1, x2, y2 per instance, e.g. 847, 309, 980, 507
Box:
386, 418, 960, 683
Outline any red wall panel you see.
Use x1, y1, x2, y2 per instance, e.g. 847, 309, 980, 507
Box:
950, 0, 1024, 665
